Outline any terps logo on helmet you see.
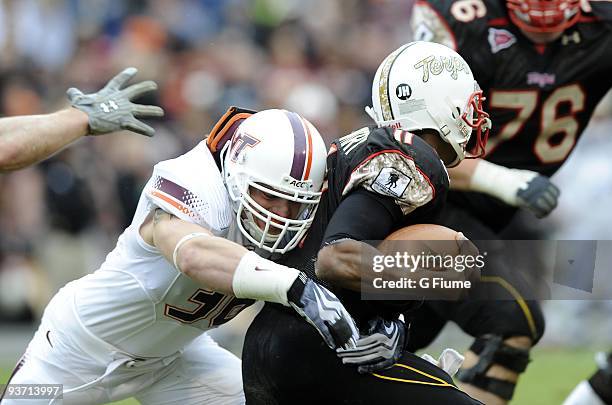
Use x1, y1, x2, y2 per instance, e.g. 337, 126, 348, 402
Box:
413, 55, 470, 83
487, 28, 517, 54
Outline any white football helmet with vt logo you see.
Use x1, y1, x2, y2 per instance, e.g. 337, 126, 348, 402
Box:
222, 109, 327, 253
366, 41, 491, 167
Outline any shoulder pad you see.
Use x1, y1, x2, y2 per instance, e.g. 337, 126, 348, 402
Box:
146, 142, 232, 230
343, 129, 448, 215
206, 106, 257, 168
585, 1, 612, 30
412, 0, 505, 48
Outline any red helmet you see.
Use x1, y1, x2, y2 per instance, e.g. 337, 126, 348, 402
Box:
507, 0, 581, 33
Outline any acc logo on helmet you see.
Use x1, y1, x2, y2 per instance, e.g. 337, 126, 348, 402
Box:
283, 176, 313, 190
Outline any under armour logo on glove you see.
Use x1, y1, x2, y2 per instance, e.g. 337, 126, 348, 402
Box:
68, 67, 164, 137
100, 100, 119, 113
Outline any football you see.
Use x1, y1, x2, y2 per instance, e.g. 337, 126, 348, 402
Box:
385, 223, 462, 242
381, 223, 473, 256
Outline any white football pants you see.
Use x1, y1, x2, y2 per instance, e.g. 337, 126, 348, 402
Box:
0, 285, 245, 405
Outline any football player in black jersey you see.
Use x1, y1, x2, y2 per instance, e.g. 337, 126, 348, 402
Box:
409, 0, 612, 403
241, 41, 490, 404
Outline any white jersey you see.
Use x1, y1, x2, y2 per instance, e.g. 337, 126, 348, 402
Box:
73, 141, 254, 358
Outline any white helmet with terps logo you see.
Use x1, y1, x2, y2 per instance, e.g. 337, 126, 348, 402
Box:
222, 109, 327, 253
366, 41, 491, 167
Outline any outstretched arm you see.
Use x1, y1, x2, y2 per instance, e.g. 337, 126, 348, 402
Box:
0, 108, 88, 172
0, 67, 163, 172
448, 158, 560, 218
142, 208, 359, 349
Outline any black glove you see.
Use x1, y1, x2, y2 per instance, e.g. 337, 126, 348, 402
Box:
67, 67, 164, 137
516, 174, 560, 218
287, 273, 359, 350
336, 315, 407, 373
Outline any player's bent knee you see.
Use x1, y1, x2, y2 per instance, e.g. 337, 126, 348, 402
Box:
498, 299, 545, 345
456, 334, 533, 401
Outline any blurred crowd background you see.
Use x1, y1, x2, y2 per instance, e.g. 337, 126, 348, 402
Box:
0, 0, 611, 360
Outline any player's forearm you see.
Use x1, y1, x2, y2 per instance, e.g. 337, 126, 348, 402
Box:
152, 209, 300, 302
317, 239, 475, 299
178, 237, 301, 304
317, 239, 433, 292
0, 108, 89, 172
447, 158, 481, 190
316, 240, 378, 291
176, 235, 247, 294
151, 209, 243, 294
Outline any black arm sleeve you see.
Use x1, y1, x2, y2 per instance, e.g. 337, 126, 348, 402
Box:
322, 189, 404, 247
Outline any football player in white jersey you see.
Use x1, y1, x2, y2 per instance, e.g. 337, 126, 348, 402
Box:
0, 109, 358, 405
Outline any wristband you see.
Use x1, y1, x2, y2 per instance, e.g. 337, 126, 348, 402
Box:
232, 251, 300, 306
469, 160, 536, 206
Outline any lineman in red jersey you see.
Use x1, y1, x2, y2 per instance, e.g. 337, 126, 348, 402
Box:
408, 0, 612, 404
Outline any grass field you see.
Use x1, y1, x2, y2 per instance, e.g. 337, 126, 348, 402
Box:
1, 348, 601, 404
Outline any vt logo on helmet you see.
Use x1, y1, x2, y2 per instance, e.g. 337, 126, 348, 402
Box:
366, 41, 491, 167
222, 109, 327, 253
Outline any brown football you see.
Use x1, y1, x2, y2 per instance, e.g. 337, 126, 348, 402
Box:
380, 224, 472, 258
386, 224, 460, 241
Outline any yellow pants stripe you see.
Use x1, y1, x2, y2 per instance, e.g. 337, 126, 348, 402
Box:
481, 275, 537, 340
371, 363, 457, 388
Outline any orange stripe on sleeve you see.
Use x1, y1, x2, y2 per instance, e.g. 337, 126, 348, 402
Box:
150, 190, 193, 216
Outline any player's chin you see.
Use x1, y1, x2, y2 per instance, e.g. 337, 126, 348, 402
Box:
521, 30, 563, 44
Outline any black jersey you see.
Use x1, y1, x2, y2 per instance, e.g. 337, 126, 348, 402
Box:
278, 126, 450, 324
413, 0, 612, 176
206, 108, 450, 322
412, 0, 612, 230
